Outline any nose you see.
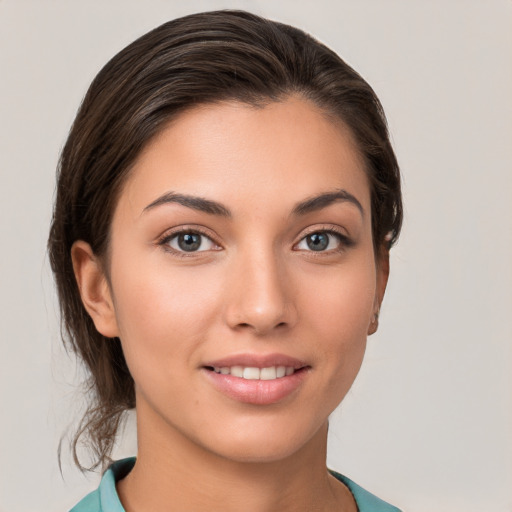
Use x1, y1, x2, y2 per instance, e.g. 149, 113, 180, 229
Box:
223, 247, 297, 336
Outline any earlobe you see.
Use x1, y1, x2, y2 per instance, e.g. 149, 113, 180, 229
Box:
367, 309, 380, 336
71, 241, 119, 338
367, 247, 390, 336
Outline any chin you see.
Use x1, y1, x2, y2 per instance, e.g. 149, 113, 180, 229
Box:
197, 418, 328, 465
217, 442, 298, 464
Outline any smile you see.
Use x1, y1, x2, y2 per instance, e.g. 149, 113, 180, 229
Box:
209, 366, 296, 380
202, 355, 309, 405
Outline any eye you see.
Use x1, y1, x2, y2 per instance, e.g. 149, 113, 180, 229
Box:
163, 230, 217, 253
296, 230, 347, 252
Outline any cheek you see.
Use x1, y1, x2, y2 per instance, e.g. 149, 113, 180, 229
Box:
299, 258, 376, 375
302, 259, 376, 333
109, 257, 222, 367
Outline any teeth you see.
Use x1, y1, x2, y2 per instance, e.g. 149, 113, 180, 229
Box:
243, 367, 260, 379
231, 366, 244, 378
212, 365, 296, 380
260, 367, 277, 380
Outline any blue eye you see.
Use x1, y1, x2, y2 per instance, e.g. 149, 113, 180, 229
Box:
165, 231, 216, 252
296, 231, 345, 252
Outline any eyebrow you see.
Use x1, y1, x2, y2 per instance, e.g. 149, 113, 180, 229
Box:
291, 189, 364, 218
143, 192, 232, 217
142, 189, 364, 218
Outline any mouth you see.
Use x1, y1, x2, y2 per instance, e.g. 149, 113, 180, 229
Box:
201, 355, 310, 405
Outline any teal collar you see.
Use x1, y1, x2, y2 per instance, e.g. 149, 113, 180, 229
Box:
72, 457, 401, 512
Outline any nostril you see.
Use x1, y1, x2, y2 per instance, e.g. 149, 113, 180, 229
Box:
234, 320, 288, 335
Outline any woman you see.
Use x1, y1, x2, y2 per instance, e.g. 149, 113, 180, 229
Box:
48, 10, 402, 512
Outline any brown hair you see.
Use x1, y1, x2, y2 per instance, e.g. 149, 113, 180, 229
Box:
48, 9, 402, 472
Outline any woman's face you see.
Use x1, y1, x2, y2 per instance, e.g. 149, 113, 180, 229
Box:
86, 96, 387, 463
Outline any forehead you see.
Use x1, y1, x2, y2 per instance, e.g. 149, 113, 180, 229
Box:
119, 96, 370, 217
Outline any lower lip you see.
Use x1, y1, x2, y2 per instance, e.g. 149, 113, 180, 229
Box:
202, 368, 309, 405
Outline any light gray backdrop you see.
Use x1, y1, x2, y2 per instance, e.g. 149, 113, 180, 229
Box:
0, 1, 511, 511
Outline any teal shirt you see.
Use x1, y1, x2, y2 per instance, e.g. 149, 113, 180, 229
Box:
70, 457, 401, 512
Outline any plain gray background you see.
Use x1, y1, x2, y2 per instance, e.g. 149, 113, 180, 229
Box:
1, 1, 511, 511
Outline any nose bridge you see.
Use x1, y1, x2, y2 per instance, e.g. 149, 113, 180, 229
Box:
224, 241, 296, 334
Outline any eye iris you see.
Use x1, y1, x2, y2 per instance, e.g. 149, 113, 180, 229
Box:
307, 232, 329, 251
178, 233, 201, 251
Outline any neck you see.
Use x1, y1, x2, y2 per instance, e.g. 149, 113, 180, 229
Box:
117, 403, 354, 512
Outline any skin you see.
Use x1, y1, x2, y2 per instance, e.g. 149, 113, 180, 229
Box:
72, 96, 388, 512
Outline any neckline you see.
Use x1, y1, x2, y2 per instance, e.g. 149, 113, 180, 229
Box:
98, 457, 399, 512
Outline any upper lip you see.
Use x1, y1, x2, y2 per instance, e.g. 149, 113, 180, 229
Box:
202, 353, 308, 369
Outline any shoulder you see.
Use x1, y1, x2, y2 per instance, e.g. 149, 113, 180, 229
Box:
330, 470, 403, 512
69, 458, 136, 512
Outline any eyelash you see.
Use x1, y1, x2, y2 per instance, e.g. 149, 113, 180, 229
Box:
157, 225, 353, 258
158, 226, 220, 259
297, 226, 354, 255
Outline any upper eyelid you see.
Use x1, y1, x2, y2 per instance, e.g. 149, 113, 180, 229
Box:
158, 225, 218, 242
296, 224, 349, 240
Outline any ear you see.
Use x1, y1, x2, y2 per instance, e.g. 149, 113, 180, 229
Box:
367, 246, 390, 336
71, 240, 119, 338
